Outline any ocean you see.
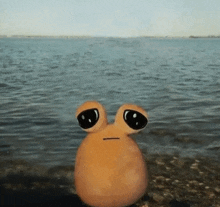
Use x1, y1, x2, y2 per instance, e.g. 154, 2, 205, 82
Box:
0, 37, 220, 167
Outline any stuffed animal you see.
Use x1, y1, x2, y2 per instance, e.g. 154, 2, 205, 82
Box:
74, 101, 148, 207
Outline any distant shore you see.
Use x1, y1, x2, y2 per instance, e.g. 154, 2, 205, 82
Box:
189, 35, 220, 38
1, 153, 219, 206
1, 35, 220, 39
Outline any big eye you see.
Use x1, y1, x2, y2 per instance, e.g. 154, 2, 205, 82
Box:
124, 110, 148, 130
77, 108, 99, 129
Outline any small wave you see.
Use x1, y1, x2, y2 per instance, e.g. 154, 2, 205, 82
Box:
50, 65, 59, 69
0, 119, 30, 126
33, 121, 58, 125
207, 64, 220, 67
174, 137, 204, 144
0, 139, 10, 149
149, 129, 176, 137
141, 76, 151, 80
0, 83, 22, 90
0, 139, 11, 155
105, 72, 122, 76
0, 83, 9, 88
107, 90, 122, 95
32, 118, 59, 126
206, 141, 220, 150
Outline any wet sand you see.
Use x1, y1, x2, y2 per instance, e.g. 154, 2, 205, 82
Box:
0, 153, 219, 207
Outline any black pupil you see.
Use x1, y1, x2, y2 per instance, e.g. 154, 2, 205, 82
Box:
123, 110, 148, 130
77, 108, 99, 129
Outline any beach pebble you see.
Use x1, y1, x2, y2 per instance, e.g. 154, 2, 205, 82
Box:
207, 192, 215, 199
170, 157, 184, 167
166, 167, 171, 171
188, 189, 197, 194
162, 189, 173, 199
190, 162, 199, 170
188, 180, 199, 185
155, 160, 165, 165
209, 193, 215, 199
69, 187, 76, 194
155, 157, 165, 166
3, 183, 13, 190
156, 176, 165, 181
215, 187, 220, 193
170, 160, 175, 164
156, 184, 164, 189
165, 178, 171, 182
140, 201, 149, 207
140, 204, 149, 207
153, 193, 164, 203
48, 166, 74, 180
199, 171, 204, 175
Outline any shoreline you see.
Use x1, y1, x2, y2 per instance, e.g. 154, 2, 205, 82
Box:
0, 153, 219, 206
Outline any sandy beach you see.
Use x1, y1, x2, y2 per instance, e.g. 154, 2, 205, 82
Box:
0, 153, 219, 207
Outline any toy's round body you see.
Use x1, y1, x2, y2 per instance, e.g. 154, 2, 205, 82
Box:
74, 125, 148, 207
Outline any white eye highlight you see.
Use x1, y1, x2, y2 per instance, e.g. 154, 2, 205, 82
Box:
133, 113, 137, 118
94, 109, 99, 120
124, 111, 129, 120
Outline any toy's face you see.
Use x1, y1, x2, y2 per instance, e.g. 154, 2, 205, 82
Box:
76, 101, 148, 136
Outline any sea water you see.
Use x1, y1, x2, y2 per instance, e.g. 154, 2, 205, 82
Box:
0, 37, 220, 167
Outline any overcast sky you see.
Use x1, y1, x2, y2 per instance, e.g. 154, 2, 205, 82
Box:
1, 0, 220, 37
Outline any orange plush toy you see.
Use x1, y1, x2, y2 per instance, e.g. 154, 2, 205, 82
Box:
74, 101, 148, 207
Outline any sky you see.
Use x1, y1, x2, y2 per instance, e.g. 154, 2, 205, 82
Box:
1, 0, 220, 37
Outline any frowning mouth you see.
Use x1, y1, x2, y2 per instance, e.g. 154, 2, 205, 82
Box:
103, 138, 120, 140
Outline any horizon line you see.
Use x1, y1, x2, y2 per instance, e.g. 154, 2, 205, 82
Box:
1, 34, 220, 39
